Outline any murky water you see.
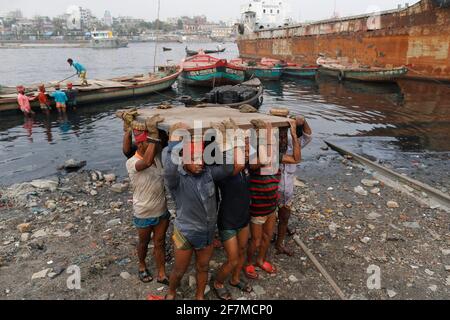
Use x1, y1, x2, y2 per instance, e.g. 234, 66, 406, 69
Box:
0, 42, 449, 189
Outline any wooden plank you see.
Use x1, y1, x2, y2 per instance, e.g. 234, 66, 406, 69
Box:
130, 106, 290, 132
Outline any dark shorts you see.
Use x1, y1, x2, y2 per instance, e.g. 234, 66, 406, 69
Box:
219, 227, 247, 242
133, 211, 170, 229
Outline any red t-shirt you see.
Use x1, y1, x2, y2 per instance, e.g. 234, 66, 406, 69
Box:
38, 92, 49, 105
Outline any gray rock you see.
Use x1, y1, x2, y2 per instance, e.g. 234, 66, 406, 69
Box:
360, 237, 371, 244
120, 272, 131, 280
446, 276, 450, 286
63, 159, 86, 171
98, 294, 110, 300
189, 275, 196, 288
441, 249, 450, 256
53, 230, 71, 237
361, 179, 380, 187
30, 179, 58, 192
204, 285, 210, 295
20, 233, 30, 242
288, 275, 299, 283
110, 183, 128, 193
387, 289, 397, 298
31, 268, 51, 280
370, 188, 381, 194
354, 186, 368, 196
106, 219, 121, 227
428, 285, 437, 292
32, 229, 48, 239
48, 266, 65, 279
253, 285, 266, 296
445, 266, 450, 272
402, 222, 420, 229
387, 201, 400, 209
425, 269, 435, 276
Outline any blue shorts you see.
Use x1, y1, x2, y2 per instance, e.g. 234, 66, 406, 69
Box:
133, 211, 170, 229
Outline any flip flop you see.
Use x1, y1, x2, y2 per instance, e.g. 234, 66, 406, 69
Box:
138, 269, 153, 283
276, 246, 294, 257
213, 285, 232, 300
257, 261, 277, 274
244, 265, 259, 280
229, 280, 253, 293
147, 294, 166, 301
157, 278, 170, 286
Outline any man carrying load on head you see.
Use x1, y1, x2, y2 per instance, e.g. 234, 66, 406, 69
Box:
67, 58, 88, 86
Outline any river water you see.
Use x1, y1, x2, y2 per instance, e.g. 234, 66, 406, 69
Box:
0, 42, 449, 191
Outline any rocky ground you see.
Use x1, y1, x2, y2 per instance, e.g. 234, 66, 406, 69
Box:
0, 152, 449, 300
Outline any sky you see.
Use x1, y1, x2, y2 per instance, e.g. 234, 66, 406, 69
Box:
0, 0, 420, 22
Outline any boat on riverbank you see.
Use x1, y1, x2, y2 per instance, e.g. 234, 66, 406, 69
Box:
283, 64, 319, 79
317, 57, 408, 82
0, 66, 182, 112
180, 53, 246, 87
230, 58, 283, 81
179, 78, 264, 109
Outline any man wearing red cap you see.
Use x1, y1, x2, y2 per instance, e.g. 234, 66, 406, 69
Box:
64, 83, 78, 111
16, 86, 36, 117
126, 115, 170, 285
37, 85, 50, 115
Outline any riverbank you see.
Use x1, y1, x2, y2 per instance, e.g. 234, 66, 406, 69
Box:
1, 150, 449, 300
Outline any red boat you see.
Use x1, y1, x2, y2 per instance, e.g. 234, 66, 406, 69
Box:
180, 53, 246, 87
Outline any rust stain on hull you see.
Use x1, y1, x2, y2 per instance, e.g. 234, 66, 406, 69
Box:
237, 0, 450, 82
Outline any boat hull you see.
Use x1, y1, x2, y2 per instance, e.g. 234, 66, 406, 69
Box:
318, 66, 408, 82
0, 70, 181, 112
283, 67, 318, 78
237, 0, 450, 82
180, 66, 245, 87
245, 67, 283, 81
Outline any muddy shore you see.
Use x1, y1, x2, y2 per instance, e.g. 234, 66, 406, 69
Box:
0, 151, 449, 300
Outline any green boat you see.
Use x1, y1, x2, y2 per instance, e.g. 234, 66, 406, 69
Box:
230, 59, 283, 81
180, 53, 245, 87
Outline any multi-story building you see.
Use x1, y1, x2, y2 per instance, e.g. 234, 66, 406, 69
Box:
240, 0, 293, 30
103, 10, 113, 27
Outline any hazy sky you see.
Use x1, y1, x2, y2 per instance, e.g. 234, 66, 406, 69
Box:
0, 0, 419, 22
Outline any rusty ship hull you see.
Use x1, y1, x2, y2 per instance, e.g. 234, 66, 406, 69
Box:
237, 0, 450, 82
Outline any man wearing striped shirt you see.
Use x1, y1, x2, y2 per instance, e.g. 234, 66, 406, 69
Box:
245, 119, 301, 279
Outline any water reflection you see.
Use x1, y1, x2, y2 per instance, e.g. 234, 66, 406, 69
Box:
0, 78, 449, 185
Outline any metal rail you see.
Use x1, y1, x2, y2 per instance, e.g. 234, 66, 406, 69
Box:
325, 140, 450, 212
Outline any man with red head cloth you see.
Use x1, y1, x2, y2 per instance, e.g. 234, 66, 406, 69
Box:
17, 86, 36, 117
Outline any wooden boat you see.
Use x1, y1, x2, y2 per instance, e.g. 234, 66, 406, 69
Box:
317, 57, 408, 83
179, 78, 264, 109
180, 54, 246, 87
162, 47, 172, 51
0, 66, 182, 112
186, 47, 226, 57
231, 58, 283, 81
283, 63, 318, 78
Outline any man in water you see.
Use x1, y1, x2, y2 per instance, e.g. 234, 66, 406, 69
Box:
50, 85, 68, 114
67, 58, 88, 86
64, 83, 78, 110
16, 86, 36, 117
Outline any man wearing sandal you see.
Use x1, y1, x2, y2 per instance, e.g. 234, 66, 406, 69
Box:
126, 115, 170, 286
163, 122, 237, 300
245, 119, 301, 280
213, 137, 253, 300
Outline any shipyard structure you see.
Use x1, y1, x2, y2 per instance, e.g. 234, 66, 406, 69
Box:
237, 0, 450, 82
